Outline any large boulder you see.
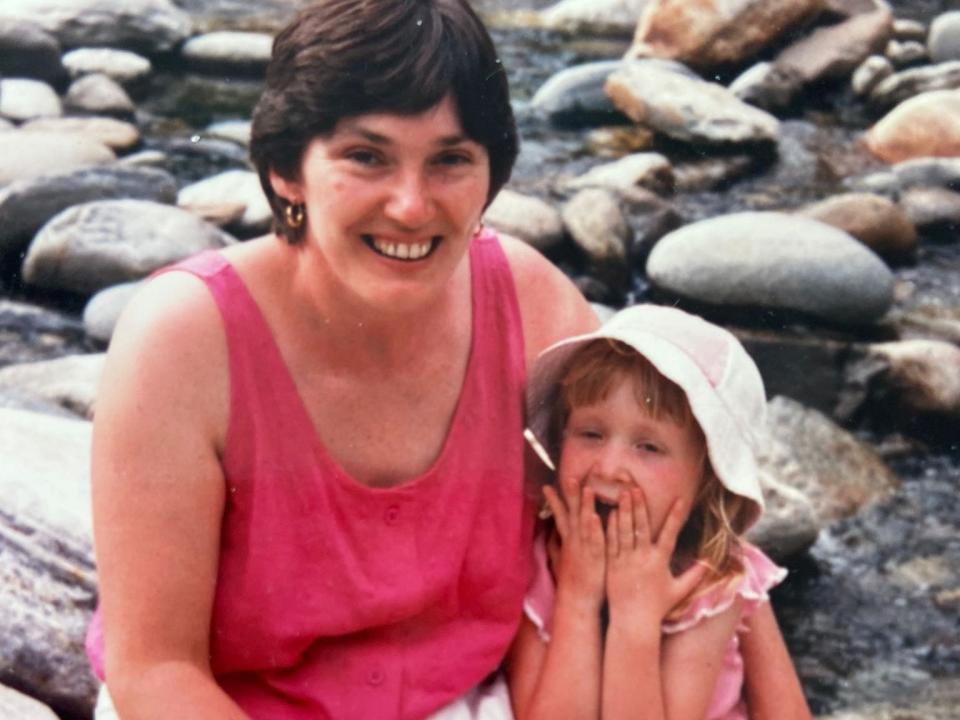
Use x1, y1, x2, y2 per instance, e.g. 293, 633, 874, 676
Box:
0, 408, 98, 718
646, 211, 895, 325
0, 131, 114, 186
0, 0, 192, 54
0, 165, 177, 259
606, 60, 780, 146
625, 0, 824, 69
865, 90, 960, 164
22, 199, 234, 295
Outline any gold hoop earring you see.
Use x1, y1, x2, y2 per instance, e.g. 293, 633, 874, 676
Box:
284, 202, 305, 229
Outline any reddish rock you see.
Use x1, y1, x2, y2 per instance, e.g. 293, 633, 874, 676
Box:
865, 90, 960, 163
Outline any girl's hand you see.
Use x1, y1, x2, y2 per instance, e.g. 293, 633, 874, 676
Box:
605, 489, 707, 635
543, 474, 606, 612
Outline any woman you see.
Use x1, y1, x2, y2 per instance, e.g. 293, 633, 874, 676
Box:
88, 1, 807, 717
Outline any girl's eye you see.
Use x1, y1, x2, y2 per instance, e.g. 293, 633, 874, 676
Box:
576, 428, 603, 441
636, 441, 661, 454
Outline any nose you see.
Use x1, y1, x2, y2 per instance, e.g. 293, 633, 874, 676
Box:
589, 442, 632, 484
384, 168, 435, 228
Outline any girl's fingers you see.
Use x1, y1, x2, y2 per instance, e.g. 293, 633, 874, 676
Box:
631, 487, 651, 548
579, 485, 601, 540
656, 497, 687, 553
617, 489, 635, 551
542, 486, 569, 539
606, 505, 619, 559
561, 473, 582, 518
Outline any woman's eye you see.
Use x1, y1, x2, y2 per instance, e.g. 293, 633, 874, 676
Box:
345, 149, 383, 166
434, 151, 472, 167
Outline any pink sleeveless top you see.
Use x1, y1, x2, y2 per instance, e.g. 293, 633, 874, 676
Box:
87, 231, 534, 719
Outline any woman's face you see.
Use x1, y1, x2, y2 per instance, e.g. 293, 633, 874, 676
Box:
271, 95, 491, 313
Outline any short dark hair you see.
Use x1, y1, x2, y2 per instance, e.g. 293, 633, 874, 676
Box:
250, 0, 519, 243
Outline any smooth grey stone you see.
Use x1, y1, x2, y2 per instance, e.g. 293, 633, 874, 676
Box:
62, 47, 152, 85
64, 73, 135, 116
180, 31, 273, 72
177, 169, 271, 237
205, 119, 251, 146
929, 11, 960, 64
483, 189, 565, 252
0, 78, 62, 122
0, 684, 60, 720
562, 187, 631, 292
0, 131, 114, 186
728, 61, 803, 112
0, 353, 105, 419
20, 116, 140, 151
0, 299, 91, 367
539, 0, 651, 36
83, 280, 142, 343
851, 55, 894, 96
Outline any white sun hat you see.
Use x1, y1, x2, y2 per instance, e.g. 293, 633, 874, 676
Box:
525, 303, 767, 529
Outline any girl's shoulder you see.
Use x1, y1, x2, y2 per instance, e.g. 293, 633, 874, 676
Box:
663, 543, 787, 635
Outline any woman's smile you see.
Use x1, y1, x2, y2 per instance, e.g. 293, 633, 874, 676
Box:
363, 234, 442, 262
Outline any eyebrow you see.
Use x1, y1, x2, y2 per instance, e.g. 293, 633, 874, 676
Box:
338, 124, 470, 147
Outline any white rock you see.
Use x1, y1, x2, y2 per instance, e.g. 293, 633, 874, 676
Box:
0, 131, 114, 185
0, 78, 62, 122
483, 189, 565, 252
177, 169, 271, 235
0, 353, 105, 419
62, 47, 152, 85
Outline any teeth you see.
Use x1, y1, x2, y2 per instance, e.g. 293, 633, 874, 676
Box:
372, 238, 433, 260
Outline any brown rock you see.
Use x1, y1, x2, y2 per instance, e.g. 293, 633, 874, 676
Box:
865, 89, 960, 163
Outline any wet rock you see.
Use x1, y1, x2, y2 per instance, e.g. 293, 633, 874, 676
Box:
0, 18, 64, 83
671, 154, 759, 192
605, 61, 780, 146
62, 47, 152, 86
0, 131, 114, 186
0, 78, 62, 123
0, 685, 59, 720
531, 60, 628, 127
884, 39, 927, 68
775, 2, 892, 85
64, 73, 136, 117
0, 165, 177, 259
625, 0, 823, 69
20, 116, 140, 152
0, 407, 98, 719
0, 0, 192, 55
562, 152, 673, 196
851, 55, 894, 97
205, 119, 251, 146
729, 62, 803, 113
83, 281, 142, 344
757, 395, 899, 523
928, 11, 960, 64
178, 170, 271, 238
866, 90, 960, 164
796, 192, 917, 264
181, 31, 273, 73
0, 354, 105, 419
585, 125, 655, 157
899, 186, 960, 241
889, 156, 960, 190
484, 189, 565, 252
646, 211, 895, 326
868, 60, 960, 110
562, 188, 632, 292
538, 0, 651, 37
0, 300, 92, 368
618, 188, 681, 264
22, 199, 234, 295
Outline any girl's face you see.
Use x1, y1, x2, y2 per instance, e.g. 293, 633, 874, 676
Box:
558, 375, 706, 539
270, 94, 490, 313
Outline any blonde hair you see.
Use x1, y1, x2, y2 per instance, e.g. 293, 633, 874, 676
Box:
553, 339, 754, 620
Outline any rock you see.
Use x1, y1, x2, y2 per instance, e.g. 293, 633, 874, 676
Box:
64, 73, 135, 117
205, 119, 251, 146
21, 116, 140, 151
22, 199, 234, 295
757, 395, 899, 524
0, 408, 98, 719
539, 0, 651, 36
483, 189, 565, 252
889, 156, 960, 190
625, 0, 823, 69
62, 47, 152, 86
865, 90, 960, 164
0, 0, 192, 55
892, 18, 927, 42
562, 152, 673, 196
180, 31, 273, 73
0, 78, 62, 123
606, 61, 780, 146
775, 2, 892, 85
851, 55, 894, 96
177, 169, 271, 237
616, 188, 681, 265
83, 281, 142, 343
748, 467, 820, 561
0, 300, 93, 367
886, 308, 960, 347
0, 353, 104, 419
796, 192, 917, 264
646, 211, 895, 326
0, 165, 177, 260
899, 186, 960, 241
846, 340, 960, 428
531, 60, 628, 127
561, 188, 632, 291
868, 60, 960, 111
728, 61, 804, 112
0, 684, 59, 720
885, 39, 927, 68
672, 154, 759, 192
929, 11, 960, 64
0, 18, 64, 83
0, 131, 114, 186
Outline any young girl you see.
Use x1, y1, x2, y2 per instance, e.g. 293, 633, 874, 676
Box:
508, 304, 810, 720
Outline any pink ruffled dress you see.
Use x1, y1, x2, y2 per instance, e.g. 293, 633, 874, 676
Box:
524, 535, 787, 720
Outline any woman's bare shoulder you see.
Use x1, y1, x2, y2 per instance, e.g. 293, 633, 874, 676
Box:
497, 232, 600, 366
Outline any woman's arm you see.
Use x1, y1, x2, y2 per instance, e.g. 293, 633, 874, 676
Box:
92, 273, 249, 719
740, 603, 812, 720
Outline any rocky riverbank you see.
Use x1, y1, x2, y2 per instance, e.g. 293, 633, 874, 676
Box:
1, 0, 958, 717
